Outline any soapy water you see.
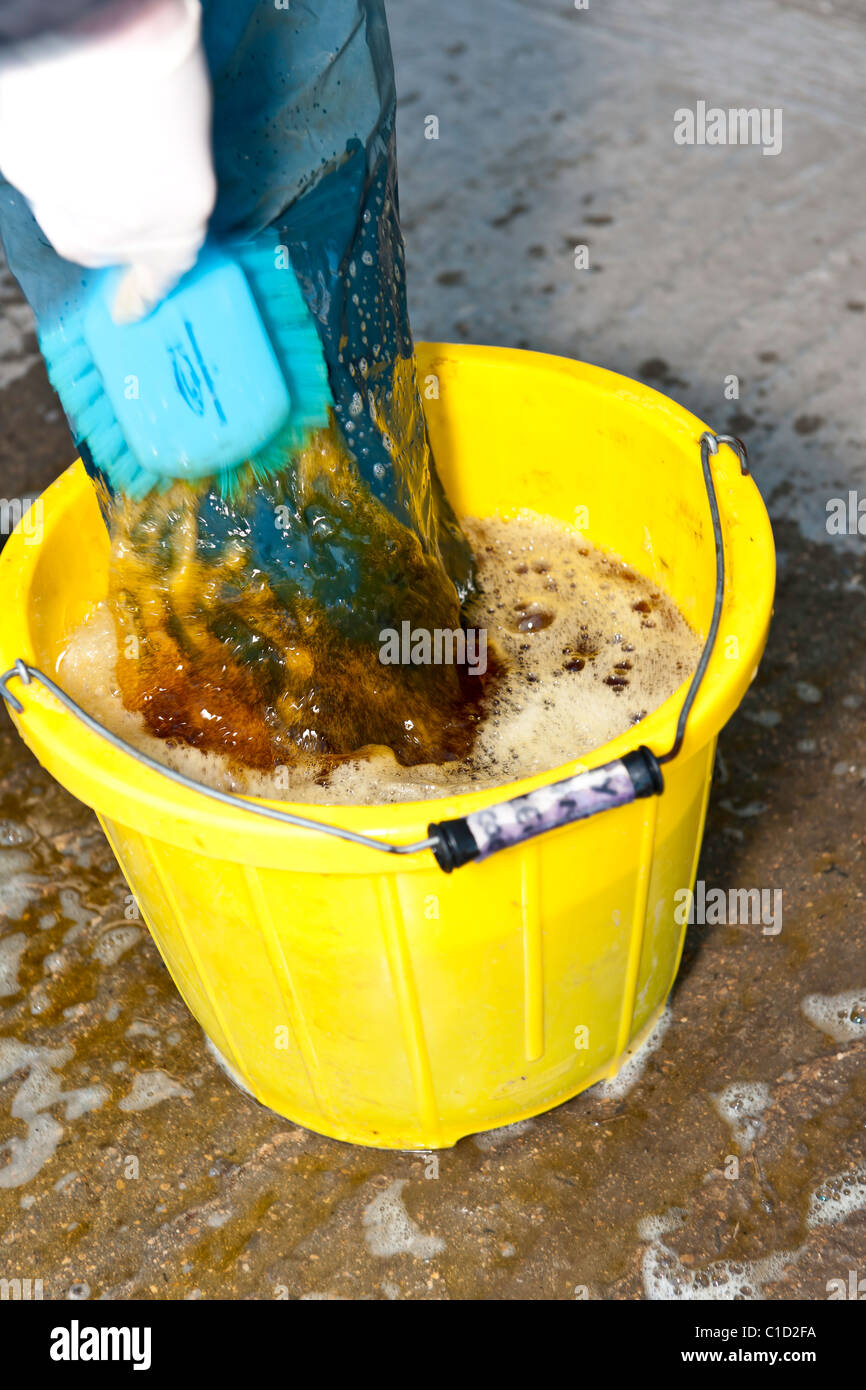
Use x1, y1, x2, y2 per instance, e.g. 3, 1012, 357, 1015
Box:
96, 416, 480, 773
595, 1006, 673, 1100
118, 1070, 192, 1114
800, 988, 866, 1042
0, 1040, 108, 1189
361, 1178, 445, 1260
807, 1166, 866, 1228
638, 1207, 803, 1301
58, 512, 701, 805
711, 1081, 773, 1154
639, 1159, 866, 1301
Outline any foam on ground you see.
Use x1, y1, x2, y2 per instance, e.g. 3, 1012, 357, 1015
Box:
361, 1178, 445, 1260
596, 1006, 673, 1100
712, 1081, 773, 1154
642, 1238, 802, 1301
117, 1070, 192, 1113
807, 1166, 866, 1228
0, 1040, 108, 1188
638, 1204, 803, 1301
800, 989, 866, 1042
58, 513, 701, 805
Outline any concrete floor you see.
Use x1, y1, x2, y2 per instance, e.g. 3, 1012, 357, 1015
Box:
0, 0, 864, 1299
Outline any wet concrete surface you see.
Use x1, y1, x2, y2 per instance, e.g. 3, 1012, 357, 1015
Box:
0, 0, 864, 1299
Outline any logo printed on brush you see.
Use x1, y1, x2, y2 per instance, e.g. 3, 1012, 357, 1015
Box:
379, 623, 488, 676
169, 344, 205, 416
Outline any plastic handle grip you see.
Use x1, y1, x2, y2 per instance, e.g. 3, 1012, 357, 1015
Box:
429, 746, 663, 872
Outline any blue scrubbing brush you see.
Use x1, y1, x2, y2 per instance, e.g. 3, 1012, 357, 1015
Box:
38, 237, 333, 500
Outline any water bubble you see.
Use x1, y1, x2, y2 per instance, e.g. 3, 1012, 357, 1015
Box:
0, 821, 31, 847
513, 603, 554, 633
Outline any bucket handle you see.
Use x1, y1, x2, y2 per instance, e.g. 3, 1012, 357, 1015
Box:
1, 431, 748, 872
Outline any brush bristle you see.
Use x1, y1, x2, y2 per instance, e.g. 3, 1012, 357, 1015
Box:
40, 324, 151, 498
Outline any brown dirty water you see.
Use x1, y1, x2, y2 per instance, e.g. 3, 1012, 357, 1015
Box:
58, 514, 700, 804
98, 425, 481, 772
1, 518, 864, 1299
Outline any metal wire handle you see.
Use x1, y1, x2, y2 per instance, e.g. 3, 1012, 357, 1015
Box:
658, 430, 748, 765
0, 430, 748, 868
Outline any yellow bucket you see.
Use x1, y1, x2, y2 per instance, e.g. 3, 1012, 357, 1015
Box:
0, 345, 774, 1149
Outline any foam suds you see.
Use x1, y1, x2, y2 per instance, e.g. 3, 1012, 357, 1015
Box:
0, 932, 27, 997
0, 1040, 108, 1189
91, 925, 142, 966
641, 1233, 802, 1302
807, 1166, 866, 1228
800, 989, 866, 1042
595, 1006, 673, 1100
473, 1118, 536, 1150
57, 512, 701, 805
117, 1070, 191, 1113
638, 1207, 803, 1301
204, 1037, 255, 1100
361, 1178, 445, 1260
711, 1081, 773, 1154
0, 847, 47, 919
